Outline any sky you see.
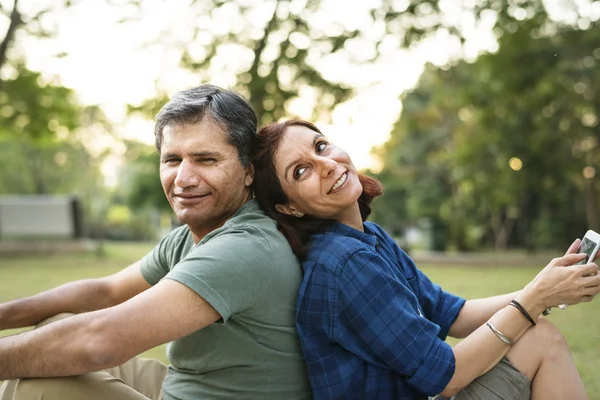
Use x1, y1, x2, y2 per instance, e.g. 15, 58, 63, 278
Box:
12, 0, 503, 184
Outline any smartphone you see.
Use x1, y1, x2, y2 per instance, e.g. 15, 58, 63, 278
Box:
572, 230, 600, 266
558, 230, 600, 309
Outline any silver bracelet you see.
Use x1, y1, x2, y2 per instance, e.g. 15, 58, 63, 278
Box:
486, 321, 514, 345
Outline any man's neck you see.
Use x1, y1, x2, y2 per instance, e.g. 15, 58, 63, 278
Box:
190, 195, 253, 244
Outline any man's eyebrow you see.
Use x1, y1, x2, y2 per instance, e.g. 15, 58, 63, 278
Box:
160, 151, 221, 160
283, 133, 322, 182
189, 151, 221, 158
160, 152, 178, 160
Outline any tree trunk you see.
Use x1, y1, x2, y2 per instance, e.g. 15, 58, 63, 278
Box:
586, 178, 599, 231
247, 0, 282, 118
493, 214, 517, 250
0, 0, 22, 74
23, 141, 47, 194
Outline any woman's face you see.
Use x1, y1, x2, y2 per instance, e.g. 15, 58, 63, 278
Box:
273, 125, 363, 223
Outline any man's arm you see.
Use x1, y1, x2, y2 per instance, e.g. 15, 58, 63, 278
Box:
0, 278, 220, 379
0, 261, 151, 331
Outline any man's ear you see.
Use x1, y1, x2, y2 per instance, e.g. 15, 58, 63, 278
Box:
244, 164, 255, 187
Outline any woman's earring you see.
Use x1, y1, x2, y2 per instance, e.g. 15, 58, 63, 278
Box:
293, 211, 304, 218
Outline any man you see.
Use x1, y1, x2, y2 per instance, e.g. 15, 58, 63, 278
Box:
0, 85, 311, 400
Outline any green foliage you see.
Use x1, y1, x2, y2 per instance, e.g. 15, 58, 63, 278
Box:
0, 68, 79, 140
0, 0, 115, 240
0, 0, 77, 72
374, 17, 600, 251
115, 140, 170, 212
0, 67, 106, 197
128, 0, 489, 124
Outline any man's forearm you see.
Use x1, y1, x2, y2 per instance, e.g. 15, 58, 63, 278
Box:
0, 312, 107, 380
0, 279, 114, 330
449, 290, 521, 338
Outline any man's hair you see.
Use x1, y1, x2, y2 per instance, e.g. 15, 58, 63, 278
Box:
252, 119, 383, 259
154, 85, 257, 168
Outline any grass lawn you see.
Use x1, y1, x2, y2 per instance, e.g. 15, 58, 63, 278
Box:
1, 242, 599, 398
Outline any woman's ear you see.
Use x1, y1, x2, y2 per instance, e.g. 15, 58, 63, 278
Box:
275, 204, 304, 218
275, 203, 294, 216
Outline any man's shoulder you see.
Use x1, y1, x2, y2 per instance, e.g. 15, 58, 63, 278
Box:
189, 199, 297, 268
156, 224, 193, 250
167, 224, 192, 237
206, 200, 286, 248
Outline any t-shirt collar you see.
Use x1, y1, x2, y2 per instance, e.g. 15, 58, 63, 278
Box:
232, 198, 261, 218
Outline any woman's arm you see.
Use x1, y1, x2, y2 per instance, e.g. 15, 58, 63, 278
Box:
448, 291, 519, 338
441, 253, 600, 397
448, 238, 582, 339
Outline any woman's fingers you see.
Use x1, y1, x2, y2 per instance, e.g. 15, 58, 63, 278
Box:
564, 238, 581, 256
580, 295, 595, 303
582, 284, 600, 296
579, 262, 599, 277
552, 253, 587, 267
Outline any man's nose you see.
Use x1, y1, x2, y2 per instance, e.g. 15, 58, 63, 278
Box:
317, 156, 337, 178
174, 159, 199, 188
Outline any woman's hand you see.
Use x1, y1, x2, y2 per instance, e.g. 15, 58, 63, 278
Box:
522, 251, 600, 313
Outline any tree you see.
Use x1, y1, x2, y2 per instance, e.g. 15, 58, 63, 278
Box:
375, 15, 600, 250
117, 140, 170, 212
0, 0, 77, 76
372, 64, 474, 251
0, 68, 107, 196
127, 0, 500, 123
126, 0, 599, 220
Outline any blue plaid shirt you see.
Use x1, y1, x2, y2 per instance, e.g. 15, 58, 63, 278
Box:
296, 222, 466, 400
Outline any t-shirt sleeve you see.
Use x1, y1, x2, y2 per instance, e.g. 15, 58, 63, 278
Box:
164, 225, 274, 322
139, 232, 173, 286
392, 247, 465, 339
333, 249, 456, 396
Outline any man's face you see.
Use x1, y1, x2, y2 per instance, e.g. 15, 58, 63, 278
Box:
159, 121, 254, 242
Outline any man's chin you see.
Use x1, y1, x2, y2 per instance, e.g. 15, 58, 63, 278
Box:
176, 213, 195, 225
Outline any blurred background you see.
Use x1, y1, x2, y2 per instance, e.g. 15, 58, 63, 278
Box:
0, 0, 598, 253
1, 0, 600, 396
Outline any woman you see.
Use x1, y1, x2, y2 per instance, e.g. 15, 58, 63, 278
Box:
252, 119, 599, 400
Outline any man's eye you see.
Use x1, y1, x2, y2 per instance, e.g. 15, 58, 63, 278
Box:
294, 166, 307, 180
316, 142, 328, 152
198, 158, 217, 165
163, 159, 179, 165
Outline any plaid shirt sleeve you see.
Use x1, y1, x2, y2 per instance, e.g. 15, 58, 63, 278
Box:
396, 249, 466, 339
331, 249, 456, 396
369, 223, 466, 339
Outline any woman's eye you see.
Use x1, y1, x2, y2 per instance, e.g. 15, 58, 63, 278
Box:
316, 142, 327, 152
294, 166, 307, 180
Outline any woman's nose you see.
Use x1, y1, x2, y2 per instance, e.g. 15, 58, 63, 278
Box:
317, 156, 337, 177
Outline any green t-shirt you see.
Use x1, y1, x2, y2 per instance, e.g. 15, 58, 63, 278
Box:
140, 200, 311, 400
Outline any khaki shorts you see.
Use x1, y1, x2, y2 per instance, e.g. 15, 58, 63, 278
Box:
437, 356, 531, 400
0, 313, 168, 400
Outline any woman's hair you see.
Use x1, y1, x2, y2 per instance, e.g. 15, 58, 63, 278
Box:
252, 119, 383, 259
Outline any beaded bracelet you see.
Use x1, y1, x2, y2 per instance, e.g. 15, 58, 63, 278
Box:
486, 321, 514, 345
509, 299, 536, 326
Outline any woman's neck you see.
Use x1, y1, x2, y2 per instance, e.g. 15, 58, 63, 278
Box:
336, 201, 364, 232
